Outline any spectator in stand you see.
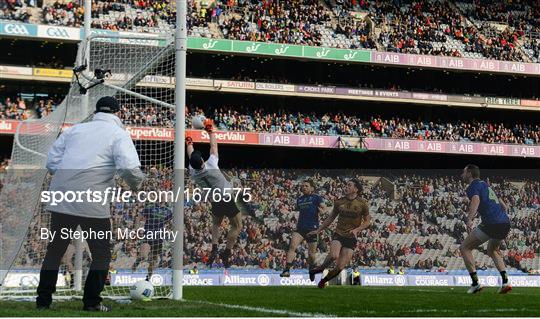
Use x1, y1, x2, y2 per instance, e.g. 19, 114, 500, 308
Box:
0, 0, 32, 22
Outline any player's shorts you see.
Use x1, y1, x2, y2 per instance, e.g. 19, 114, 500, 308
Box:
474, 223, 511, 241
332, 232, 357, 250
296, 228, 318, 243
211, 200, 241, 218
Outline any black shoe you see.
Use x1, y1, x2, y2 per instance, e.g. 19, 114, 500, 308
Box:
279, 269, 290, 278
36, 304, 50, 311
309, 270, 316, 282
309, 268, 319, 282
83, 303, 111, 312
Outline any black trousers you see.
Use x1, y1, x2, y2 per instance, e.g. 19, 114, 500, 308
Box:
36, 212, 112, 308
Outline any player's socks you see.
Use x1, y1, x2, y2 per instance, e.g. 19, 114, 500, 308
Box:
310, 266, 324, 276
470, 271, 479, 286
280, 263, 292, 277
310, 257, 333, 276
321, 268, 341, 283
500, 270, 508, 284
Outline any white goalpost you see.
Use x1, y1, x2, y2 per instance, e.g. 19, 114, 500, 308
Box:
0, 0, 187, 301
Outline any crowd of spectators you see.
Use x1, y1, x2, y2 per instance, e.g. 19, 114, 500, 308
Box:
0, 96, 32, 120
0, 0, 33, 23
2, 0, 540, 62
8, 161, 539, 274
183, 105, 540, 145
0, 95, 60, 120
218, 0, 330, 46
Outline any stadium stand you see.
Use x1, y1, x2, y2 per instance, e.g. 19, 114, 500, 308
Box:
184, 105, 540, 145
0, 95, 59, 120
1, 0, 539, 62
8, 166, 539, 274
0, 0, 32, 23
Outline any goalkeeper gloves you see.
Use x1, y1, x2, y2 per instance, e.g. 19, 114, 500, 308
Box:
185, 136, 193, 145
204, 119, 214, 133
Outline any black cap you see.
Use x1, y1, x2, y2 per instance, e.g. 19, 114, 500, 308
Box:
96, 96, 120, 113
189, 151, 204, 170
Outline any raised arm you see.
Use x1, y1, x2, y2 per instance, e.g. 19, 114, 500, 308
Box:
186, 136, 194, 158
205, 119, 218, 157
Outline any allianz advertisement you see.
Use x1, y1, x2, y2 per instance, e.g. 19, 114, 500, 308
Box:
361, 274, 539, 287
110, 273, 322, 287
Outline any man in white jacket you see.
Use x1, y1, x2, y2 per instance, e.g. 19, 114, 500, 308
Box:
36, 96, 145, 312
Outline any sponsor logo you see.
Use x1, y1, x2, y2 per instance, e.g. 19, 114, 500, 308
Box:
486, 276, 498, 286
364, 275, 399, 285
509, 276, 540, 287
200, 130, 247, 142
183, 275, 215, 286
344, 50, 358, 61
279, 275, 317, 286
257, 274, 270, 286
215, 80, 255, 89
128, 127, 174, 140
316, 48, 330, 58
246, 43, 261, 53
202, 39, 218, 50
113, 275, 146, 286
413, 276, 451, 286
395, 275, 406, 286
274, 44, 290, 55
4, 23, 30, 35
46, 27, 70, 38
298, 86, 335, 94
0, 121, 14, 132
149, 274, 164, 286
223, 275, 257, 285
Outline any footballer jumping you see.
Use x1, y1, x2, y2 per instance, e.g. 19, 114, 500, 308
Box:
186, 120, 242, 268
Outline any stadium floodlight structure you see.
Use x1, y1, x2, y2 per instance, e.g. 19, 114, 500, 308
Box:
0, 0, 187, 301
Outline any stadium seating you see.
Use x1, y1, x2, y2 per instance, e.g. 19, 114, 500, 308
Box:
6, 164, 538, 274
2, 0, 540, 62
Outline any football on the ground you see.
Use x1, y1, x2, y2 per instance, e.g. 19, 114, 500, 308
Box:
130, 280, 154, 301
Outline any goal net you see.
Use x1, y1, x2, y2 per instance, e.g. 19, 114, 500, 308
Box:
0, 34, 178, 300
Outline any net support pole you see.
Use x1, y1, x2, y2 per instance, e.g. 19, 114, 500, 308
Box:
73, 0, 92, 293
172, 0, 187, 301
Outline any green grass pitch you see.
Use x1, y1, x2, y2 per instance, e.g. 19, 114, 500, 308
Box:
0, 286, 539, 317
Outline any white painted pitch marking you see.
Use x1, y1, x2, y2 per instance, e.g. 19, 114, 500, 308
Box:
186, 300, 336, 317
